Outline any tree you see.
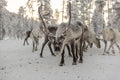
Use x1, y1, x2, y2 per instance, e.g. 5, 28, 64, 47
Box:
0, 0, 7, 40
108, 1, 120, 31
91, 0, 105, 37
77, 0, 92, 25
15, 6, 25, 39
54, 9, 59, 24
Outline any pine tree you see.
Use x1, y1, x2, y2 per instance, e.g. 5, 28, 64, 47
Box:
0, 0, 7, 40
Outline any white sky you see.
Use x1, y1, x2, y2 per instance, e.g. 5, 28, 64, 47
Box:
6, 0, 27, 13
6, 0, 63, 22
6, 0, 64, 23
6, 0, 62, 13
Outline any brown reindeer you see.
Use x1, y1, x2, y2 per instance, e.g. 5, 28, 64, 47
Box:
102, 26, 120, 54
40, 25, 57, 57
40, 25, 72, 57
51, 2, 84, 66
38, 4, 72, 58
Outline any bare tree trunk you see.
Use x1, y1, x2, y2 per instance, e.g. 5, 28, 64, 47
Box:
62, 0, 65, 22
108, 0, 110, 20
0, 13, 3, 40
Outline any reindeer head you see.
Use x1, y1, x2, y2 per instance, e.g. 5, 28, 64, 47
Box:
83, 26, 101, 48
47, 33, 56, 43
53, 32, 67, 53
52, 2, 71, 54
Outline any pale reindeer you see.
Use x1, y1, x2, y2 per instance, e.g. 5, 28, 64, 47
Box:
23, 24, 43, 52
30, 24, 44, 52
102, 26, 120, 55
82, 26, 101, 50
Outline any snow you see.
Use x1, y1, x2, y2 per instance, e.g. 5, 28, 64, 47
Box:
0, 39, 120, 80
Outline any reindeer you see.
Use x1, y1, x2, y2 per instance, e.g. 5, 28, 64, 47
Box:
30, 24, 44, 52
23, 29, 32, 46
53, 21, 85, 66
40, 25, 57, 57
82, 26, 101, 50
38, 4, 72, 58
40, 25, 72, 57
52, 2, 85, 66
102, 26, 120, 55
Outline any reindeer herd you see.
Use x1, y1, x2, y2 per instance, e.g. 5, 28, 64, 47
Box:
23, 2, 120, 66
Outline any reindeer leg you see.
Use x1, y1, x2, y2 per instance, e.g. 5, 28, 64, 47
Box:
23, 40, 25, 46
103, 40, 107, 55
59, 49, 65, 66
75, 43, 78, 60
23, 35, 29, 46
79, 38, 83, 63
90, 43, 93, 48
106, 41, 115, 54
48, 42, 56, 56
23, 38, 27, 46
26, 39, 29, 45
35, 43, 38, 51
83, 41, 87, 51
115, 42, 120, 53
112, 46, 115, 54
32, 41, 35, 52
66, 44, 72, 57
40, 37, 48, 57
84, 41, 91, 52
35, 38, 39, 51
71, 41, 77, 65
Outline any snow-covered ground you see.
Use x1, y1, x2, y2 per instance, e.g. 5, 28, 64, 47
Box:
0, 39, 120, 80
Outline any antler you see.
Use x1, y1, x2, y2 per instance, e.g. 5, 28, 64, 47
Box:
38, 5, 49, 34
62, 2, 71, 35
67, 2, 71, 27
43, 10, 50, 17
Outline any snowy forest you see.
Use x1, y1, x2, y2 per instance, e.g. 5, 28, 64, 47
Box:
1, 0, 120, 40
0, 0, 120, 80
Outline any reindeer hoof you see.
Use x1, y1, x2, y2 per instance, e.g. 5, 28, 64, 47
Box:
35, 49, 37, 51
112, 50, 115, 54
103, 53, 105, 55
106, 51, 109, 54
72, 62, 77, 65
59, 63, 64, 66
52, 54, 56, 56
79, 60, 83, 63
40, 56, 43, 58
40, 54, 43, 58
